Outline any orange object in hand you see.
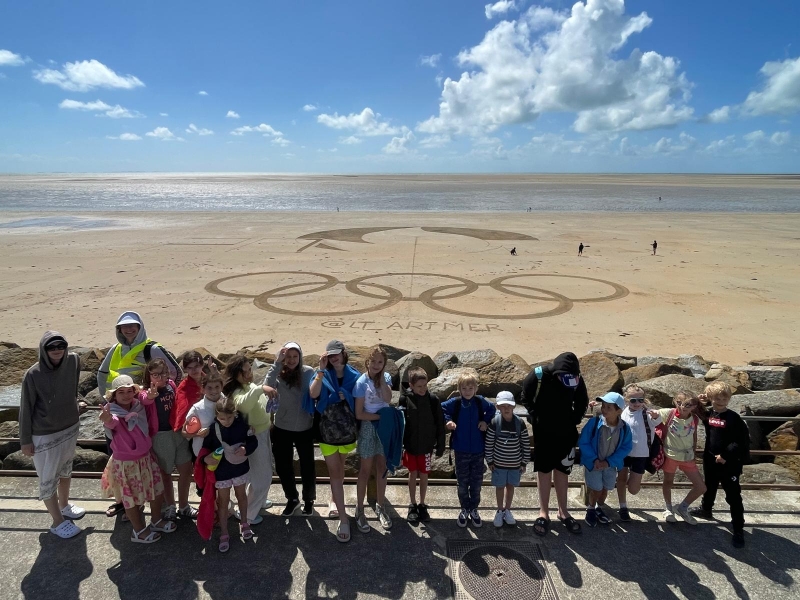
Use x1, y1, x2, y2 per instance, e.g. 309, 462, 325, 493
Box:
185, 415, 201, 435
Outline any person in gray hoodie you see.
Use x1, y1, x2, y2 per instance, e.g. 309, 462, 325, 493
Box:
264, 342, 316, 516
19, 331, 86, 539
97, 311, 181, 396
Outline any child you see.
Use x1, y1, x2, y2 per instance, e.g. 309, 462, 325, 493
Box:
202, 396, 259, 553
399, 367, 445, 523
616, 384, 661, 521
353, 345, 396, 532
485, 391, 530, 528
441, 370, 496, 528
658, 391, 707, 525
579, 392, 632, 527
100, 375, 174, 544
692, 381, 750, 548
184, 372, 224, 458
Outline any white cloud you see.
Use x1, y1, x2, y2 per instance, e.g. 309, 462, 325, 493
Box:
771, 131, 790, 146
420, 54, 442, 68
159, 112, 169, 117
383, 130, 415, 154
485, 1, 518, 20
283, 153, 295, 158
419, 134, 452, 148
741, 57, 800, 116
303, 104, 318, 112
106, 133, 142, 141
704, 105, 731, 123
743, 130, 766, 144
318, 107, 404, 136
0, 49, 25, 67
704, 135, 736, 154
528, 133, 588, 154
59, 98, 143, 118
198, 90, 208, 96
226, 110, 240, 119
33, 59, 144, 92
419, 0, 693, 137
186, 123, 214, 136
230, 123, 283, 137
340, 136, 362, 145
146, 127, 183, 141
271, 137, 291, 147
651, 132, 697, 155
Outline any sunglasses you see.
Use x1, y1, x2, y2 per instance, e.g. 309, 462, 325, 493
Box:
46, 343, 68, 351
628, 398, 645, 404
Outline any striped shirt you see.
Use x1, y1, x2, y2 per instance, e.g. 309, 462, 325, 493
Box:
485, 416, 531, 469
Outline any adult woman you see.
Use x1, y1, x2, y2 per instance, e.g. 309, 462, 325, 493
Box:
19, 331, 86, 538
308, 340, 361, 543
222, 356, 274, 524
264, 342, 316, 516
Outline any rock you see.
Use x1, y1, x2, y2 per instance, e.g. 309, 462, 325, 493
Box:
623, 363, 693, 386
396, 352, 438, 384
740, 462, 800, 485
427, 452, 455, 479
251, 365, 270, 385
748, 356, 800, 387
767, 418, 800, 482
473, 355, 530, 398
0, 341, 20, 350
79, 411, 107, 441
428, 368, 473, 399
84, 387, 104, 406
729, 389, 800, 417
740, 406, 770, 462
579, 353, 623, 399
78, 371, 97, 396
72, 448, 109, 472
637, 374, 708, 408
704, 364, 753, 395
0, 347, 38, 386
637, 354, 711, 377
218, 349, 276, 365
732, 366, 792, 391
377, 344, 412, 363
0, 407, 20, 423
433, 349, 501, 373
385, 359, 400, 390
0, 421, 20, 459
70, 347, 106, 373
177, 347, 219, 367
588, 349, 637, 371
2, 450, 33, 470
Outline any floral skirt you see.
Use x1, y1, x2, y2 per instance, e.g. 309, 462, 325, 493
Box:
101, 452, 165, 509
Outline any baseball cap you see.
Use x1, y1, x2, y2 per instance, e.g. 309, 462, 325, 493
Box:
598, 392, 625, 410
496, 391, 516, 406
116, 311, 141, 326
325, 340, 345, 355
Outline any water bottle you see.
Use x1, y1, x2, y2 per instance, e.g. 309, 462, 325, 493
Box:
207, 447, 224, 472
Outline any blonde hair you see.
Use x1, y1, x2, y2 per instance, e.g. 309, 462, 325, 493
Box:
673, 390, 708, 420
365, 344, 388, 388
457, 370, 479, 391
623, 383, 650, 406
704, 381, 732, 400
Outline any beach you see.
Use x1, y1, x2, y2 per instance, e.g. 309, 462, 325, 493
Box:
1, 209, 798, 365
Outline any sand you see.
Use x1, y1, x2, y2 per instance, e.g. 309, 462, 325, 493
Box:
1, 210, 799, 366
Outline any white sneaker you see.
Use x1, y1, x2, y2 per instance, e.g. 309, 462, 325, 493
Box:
675, 504, 697, 525
493, 510, 504, 528
663, 509, 677, 523
503, 509, 516, 526
60, 503, 86, 520
50, 520, 82, 539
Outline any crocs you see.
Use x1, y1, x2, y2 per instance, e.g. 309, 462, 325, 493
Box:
60, 503, 86, 521
50, 520, 81, 539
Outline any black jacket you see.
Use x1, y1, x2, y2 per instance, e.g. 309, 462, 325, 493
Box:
704, 409, 750, 473
399, 389, 446, 457
202, 415, 258, 482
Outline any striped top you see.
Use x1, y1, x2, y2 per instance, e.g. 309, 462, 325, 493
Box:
485, 415, 531, 469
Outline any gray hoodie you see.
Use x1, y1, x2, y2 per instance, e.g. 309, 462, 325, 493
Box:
97, 311, 179, 395
265, 345, 315, 432
19, 331, 81, 445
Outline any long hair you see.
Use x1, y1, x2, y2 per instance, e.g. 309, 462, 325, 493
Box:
280, 347, 303, 389
223, 354, 250, 398
365, 345, 388, 388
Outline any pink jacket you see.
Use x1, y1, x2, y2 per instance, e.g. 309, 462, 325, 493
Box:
104, 402, 158, 461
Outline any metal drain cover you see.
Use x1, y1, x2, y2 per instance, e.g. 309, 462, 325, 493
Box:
447, 541, 559, 600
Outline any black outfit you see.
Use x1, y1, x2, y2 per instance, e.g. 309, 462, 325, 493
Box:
399, 389, 446, 457
521, 352, 589, 474
700, 409, 750, 532
272, 426, 316, 503
201, 415, 258, 482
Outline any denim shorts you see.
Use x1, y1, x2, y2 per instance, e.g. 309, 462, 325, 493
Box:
584, 466, 619, 491
491, 467, 522, 487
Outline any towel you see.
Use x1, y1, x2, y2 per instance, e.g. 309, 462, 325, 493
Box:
376, 406, 405, 477
193, 447, 217, 541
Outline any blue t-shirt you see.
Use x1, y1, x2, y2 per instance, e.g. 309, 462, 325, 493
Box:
353, 372, 393, 414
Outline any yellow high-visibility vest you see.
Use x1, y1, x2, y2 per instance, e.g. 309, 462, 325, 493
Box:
105, 338, 151, 387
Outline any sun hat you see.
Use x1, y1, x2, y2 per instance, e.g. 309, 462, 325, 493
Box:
283, 342, 302, 352
325, 340, 345, 355
116, 311, 141, 326
598, 392, 625, 410
496, 391, 516, 406
105, 375, 137, 400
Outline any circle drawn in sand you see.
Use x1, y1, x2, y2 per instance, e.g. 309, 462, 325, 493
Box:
205, 272, 628, 320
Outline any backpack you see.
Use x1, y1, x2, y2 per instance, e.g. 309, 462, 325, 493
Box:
490, 413, 524, 463
447, 396, 486, 465
144, 341, 183, 384
641, 410, 662, 474
317, 374, 358, 446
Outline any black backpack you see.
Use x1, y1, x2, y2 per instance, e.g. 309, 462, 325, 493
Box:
144, 341, 183, 383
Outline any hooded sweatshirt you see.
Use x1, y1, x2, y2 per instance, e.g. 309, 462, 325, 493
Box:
186, 395, 219, 456
399, 388, 446, 457
441, 395, 496, 454
264, 348, 315, 432
520, 352, 590, 459
19, 331, 81, 446
97, 311, 180, 395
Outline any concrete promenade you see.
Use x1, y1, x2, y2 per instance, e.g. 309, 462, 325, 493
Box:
1, 476, 799, 600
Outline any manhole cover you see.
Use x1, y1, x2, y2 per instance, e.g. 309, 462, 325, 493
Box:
447, 541, 559, 600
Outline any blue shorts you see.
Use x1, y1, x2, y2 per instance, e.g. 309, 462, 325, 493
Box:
491, 467, 522, 487
584, 465, 619, 491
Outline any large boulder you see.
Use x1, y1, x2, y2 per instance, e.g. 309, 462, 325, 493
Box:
740, 463, 799, 485
428, 368, 472, 399
0, 406, 20, 423
474, 354, 531, 398
218, 348, 276, 365
78, 371, 98, 396
72, 448, 109, 472
767, 418, 800, 482
0, 421, 20, 459
0, 347, 38, 386
729, 389, 800, 417
637, 354, 711, 377
3, 450, 33, 470
703, 364, 753, 395
732, 366, 791, 391
79, 411, 107, 441
433, 349, 501, 373
396, 352, 438, 385
377, 344, 412, 363
0, 341, 20, 350
71, 347, 106, 373
84, 388, 104, 406
637, 374, 708, 408
623, 363, 693, 386
587, 349, 637, 371
748, 356, 800, 388
579, 353, 623, 399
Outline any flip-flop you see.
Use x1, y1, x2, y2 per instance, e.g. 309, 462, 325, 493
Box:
558, 515, 582, 534
337, 520, 351, 543
106, 502, 124, 518
219, 534, 230, 553
532, 516, 550, 537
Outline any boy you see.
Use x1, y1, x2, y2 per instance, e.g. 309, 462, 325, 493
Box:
399, 367, 446, 523
578, 392, 632, 527
485, 391, 530, 528
442, 371, 496, 528
692, 381, 750, 548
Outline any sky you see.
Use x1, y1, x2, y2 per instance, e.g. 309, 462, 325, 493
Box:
1, 0, 799, 173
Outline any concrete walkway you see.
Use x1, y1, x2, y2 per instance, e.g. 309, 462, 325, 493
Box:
1, 476, 799, 600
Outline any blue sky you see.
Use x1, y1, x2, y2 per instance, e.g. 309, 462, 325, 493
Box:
1, 0, 798, 173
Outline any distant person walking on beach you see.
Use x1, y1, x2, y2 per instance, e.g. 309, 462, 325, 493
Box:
652, 240, 658, 255
578, 243, 584, 256
20, 331, 86, 539
510, 247, 517, 256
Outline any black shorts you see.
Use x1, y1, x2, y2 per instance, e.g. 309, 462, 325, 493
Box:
624, 456, 648, 475
533, 447, 575, 475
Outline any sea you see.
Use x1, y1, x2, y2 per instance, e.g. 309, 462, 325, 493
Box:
0, 173, 798, 214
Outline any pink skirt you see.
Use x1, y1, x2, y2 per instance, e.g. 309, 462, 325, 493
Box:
101, 452, 165, 509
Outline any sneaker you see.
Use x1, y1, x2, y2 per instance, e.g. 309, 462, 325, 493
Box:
163, 504, 177, 521
663, 509, 677, 523
355, 507, 370, 533
618, 507, 631, 522
493, 510, 504, 528
375, 504, 393, 530
689, 507, 713, 520
675, 504, 697, 526
585, 508, 598, 528
469, 509, 482, 528
60, 503, 86, 521
417, 503, 431, 522
732, 531, 745, 548
503, 509, 516, 526
177, 505, 198, 519
595, 507, 611, 525
282, 498, 301, 517
407, 503, 419, 522
457, 509, 468, 528
301, 501, 314, 516
263, 499, 273, 509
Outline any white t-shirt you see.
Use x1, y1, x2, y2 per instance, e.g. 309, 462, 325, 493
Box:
353, 372, 393, 414
621, 407, 661, 458
185, 397, 218, 456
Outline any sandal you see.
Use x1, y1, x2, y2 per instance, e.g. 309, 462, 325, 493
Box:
150, 518, 177, 533
532, 516, 550, 537
558, 515, 582, 534
219, 534, 230, 553
122, 505, 145, 523
105, 502, 124, 518
327, 503, 339, 520
130, 525, 160, 544
241, 522, 253, 540
336, 520, 351, 543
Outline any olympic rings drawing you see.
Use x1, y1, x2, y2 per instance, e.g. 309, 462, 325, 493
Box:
205, 271, 629, 320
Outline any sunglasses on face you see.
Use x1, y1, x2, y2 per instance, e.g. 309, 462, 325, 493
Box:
46, 343, 67, 351
628, 398, 645, 404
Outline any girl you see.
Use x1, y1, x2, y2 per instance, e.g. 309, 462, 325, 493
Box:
100, 375, 174, 544
264, 342, 317, 517
141, 358, 193, 521
184, 371, 225, 457
308, 340, 361, 543
353, 345, 395, 533
222, 356, 274, 525
658, 390, 707, 525
616, 384, 661, 521
202, 396, 259, 552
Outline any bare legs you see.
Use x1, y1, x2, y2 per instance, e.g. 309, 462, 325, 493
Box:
537, 470, 572, 520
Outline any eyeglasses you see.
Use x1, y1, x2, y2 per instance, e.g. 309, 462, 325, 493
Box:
628, 398, 645, 404
149, 372, 168, 379
46, 343, 67, 351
